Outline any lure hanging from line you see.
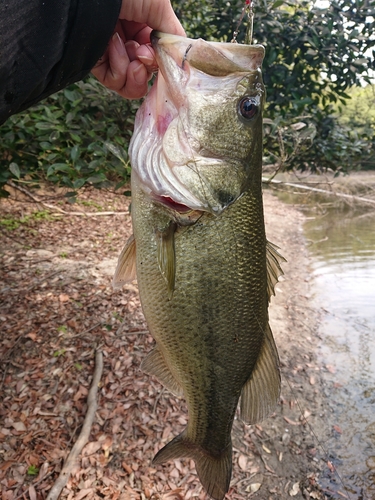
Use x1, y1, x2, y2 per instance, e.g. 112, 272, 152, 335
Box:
231, 0, 254, 45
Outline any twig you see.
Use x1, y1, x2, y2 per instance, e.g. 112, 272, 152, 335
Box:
70, 322, 103, 338
0, 227, 25, 245
26, 269, 63, 291
46, 350, 103, 500
8, 181, 128, 216
262, 177, 375, 205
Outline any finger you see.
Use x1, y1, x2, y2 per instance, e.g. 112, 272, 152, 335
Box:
116, 21, 152, 45
120, 1, 185, 37
118, 60, 149, 99
136, 44, 158, 73
92, 33, 130, 91
125, 40, 140, 62
104, 32, 130, 90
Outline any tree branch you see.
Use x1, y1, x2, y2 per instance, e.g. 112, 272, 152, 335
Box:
7, 182, 128, 216
46, 350, 103, 500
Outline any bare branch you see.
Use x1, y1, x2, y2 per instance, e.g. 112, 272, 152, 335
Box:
46, 350, 103, 500
7, 182, 128, 216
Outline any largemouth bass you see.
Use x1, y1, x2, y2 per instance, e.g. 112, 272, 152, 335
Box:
114, 31, 284, 500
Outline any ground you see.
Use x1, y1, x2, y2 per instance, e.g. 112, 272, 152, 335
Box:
0, 183, 344, 500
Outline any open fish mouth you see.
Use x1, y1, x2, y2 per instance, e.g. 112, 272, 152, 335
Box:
129, 32, 265, 215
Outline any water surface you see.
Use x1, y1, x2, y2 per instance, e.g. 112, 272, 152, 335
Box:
278, 190, 375, 499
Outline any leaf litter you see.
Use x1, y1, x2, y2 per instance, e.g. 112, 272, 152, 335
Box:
0, 185, 341, 499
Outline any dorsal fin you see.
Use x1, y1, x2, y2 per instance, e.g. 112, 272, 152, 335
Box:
266, 240, 286, 301
112, 234, 137, 290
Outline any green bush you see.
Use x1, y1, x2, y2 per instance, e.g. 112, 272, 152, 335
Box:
0, 77, 136, 197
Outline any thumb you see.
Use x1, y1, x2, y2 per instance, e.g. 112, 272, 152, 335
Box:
119, 0, 185, 37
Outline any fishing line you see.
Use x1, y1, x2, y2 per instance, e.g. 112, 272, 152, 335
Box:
231, 0, 254, 44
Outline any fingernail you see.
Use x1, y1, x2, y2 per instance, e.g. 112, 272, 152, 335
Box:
138, 54, 154, 64
133, 64, 146, 85
112, 32, 126, 56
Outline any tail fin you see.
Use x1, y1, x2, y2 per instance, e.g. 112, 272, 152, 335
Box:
153, 432, 232, 500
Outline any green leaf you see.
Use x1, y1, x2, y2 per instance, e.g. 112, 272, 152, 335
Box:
47, 163, 72, 176
27, 465, 39, 476
9, 162, 20, 179
71, 145, 80, 162
272, 0, 284, 8
73, 178, 86, 189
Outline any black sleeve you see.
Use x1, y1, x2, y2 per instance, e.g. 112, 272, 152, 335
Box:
0, 0, 122, 125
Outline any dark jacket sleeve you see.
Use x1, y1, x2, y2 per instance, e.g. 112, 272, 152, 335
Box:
0, 0, 122, 125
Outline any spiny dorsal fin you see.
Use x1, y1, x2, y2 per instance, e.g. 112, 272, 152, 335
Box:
240, 322, 280, 424
156, 221, 177, 300
112, 234, 136, 290
141, 346, 184, 398
266, 240, 286, 301
153, 430, 232, 500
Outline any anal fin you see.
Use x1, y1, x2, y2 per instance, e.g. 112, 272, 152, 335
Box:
112, 234, 136, 290
141, 347, 184, 398
240, 322, 280, 424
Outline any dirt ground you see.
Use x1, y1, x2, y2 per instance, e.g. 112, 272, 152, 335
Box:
0, 184, 344, 500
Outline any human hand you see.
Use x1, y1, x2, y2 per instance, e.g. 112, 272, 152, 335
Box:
91, 0, 185, 99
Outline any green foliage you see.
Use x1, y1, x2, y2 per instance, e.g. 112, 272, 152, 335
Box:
26, 465, 39, 476
173, 0, 375, 172
0, 210, 59, 230
332, 84, 375, 170
1, 0, 375, 196
0, 77, 136, 197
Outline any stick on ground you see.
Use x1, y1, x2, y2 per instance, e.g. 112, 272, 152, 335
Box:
46, 350, 103, 500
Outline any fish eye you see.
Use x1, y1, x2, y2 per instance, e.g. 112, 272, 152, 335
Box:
238, 96, 258, 121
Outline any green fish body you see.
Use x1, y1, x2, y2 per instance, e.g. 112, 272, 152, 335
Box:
114, 32, 283, 500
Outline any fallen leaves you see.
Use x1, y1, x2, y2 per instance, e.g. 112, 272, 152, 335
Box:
0, 187, 328, 499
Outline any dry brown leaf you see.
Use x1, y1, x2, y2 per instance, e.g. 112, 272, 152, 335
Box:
289, 482, 300, 496
246, 483, 261, 493
162, 488, 184, 500
12, 421, 26, 432
326, 364, 336, 373
283, 416, 300, 426
75, 488, 94, 500
82, 441, 102, 456
28, 485, 37, 500
238, 454, 247, 471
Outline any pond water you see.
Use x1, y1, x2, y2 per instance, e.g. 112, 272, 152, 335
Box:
278, 190, 375, 499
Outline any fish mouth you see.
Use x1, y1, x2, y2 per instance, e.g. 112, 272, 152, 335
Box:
151, 31, 264, 76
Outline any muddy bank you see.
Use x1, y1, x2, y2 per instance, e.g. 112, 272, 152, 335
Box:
0, 186, 334, 499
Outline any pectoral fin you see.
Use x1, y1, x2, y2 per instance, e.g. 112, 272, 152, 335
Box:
266, 240, 286, 301
240, 323, 280, 424
141, 346, 184, 398
156, 221, 177, 300
112, 234, 136, 290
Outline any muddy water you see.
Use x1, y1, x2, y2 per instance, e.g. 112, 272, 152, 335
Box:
279, 191, 375, 499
